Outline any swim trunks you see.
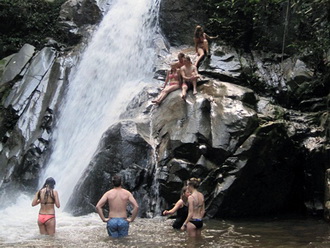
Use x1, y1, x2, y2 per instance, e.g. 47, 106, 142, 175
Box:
182, 80, 193, 88
107, 218, 129, 238
190, 218, 203, 229
38, 214, 55, 224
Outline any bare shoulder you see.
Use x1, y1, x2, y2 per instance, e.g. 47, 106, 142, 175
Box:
122, 188, 132, 195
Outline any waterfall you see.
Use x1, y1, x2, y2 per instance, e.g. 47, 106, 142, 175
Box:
40, 0, 160, 207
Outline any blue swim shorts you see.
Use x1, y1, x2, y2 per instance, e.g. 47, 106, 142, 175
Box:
107, 218, 129, 238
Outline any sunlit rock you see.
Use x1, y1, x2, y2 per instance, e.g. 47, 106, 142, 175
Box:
0, 44, 35, 86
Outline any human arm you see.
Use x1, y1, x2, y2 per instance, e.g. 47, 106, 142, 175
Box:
181, 196, 194, 230
53, 190, 60, 208
127, 193, 139, 223
162, 70, 170, 88
96, 193, 109, 222
204, 33, 219, 40
31, 192, 40, 207
180, 67, 190, 81
191, 66, 200, 80
163, 199, 183, 215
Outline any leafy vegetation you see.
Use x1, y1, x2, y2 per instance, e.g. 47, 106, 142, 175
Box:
203, 0, 330, 108
203, 0, 330, 64
0, 0, 66, 58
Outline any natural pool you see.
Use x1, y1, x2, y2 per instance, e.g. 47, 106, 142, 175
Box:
1, 196, 329, 248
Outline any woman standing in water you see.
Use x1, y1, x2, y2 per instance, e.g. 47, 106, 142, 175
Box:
181, 178, 205, 237
32, 177, 60, 236
163, 186, 190, 229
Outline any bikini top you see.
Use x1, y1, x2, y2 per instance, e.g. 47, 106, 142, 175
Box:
196, 33, 206, 43
38, 189, 55, 204
168, 71, 179, 80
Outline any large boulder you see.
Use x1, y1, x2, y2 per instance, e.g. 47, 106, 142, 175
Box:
0, 45, 73, 202
66, 120, 154, 217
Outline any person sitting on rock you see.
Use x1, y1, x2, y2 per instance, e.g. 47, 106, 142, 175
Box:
194, 25, 218, 67
181, 56, 200, 100
171, 52, 185, 70
152, 63, 182, 105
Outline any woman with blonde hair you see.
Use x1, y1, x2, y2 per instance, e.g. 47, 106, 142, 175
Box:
152, 63, 181, 105
181, 178, 205, 237
32, 177, 60, 235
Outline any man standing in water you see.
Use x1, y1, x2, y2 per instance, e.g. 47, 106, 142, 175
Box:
96, 174, 139, 238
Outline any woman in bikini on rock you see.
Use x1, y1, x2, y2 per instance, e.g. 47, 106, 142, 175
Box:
32, 177, 60, 236
194, 25, 218, 68
152, 63, 182, 105
181, 178, 205, 237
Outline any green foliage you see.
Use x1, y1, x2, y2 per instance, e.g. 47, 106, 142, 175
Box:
203, 0, 287, 52
203, 0, 330, 64
289, 0, 330, 68
0, 0, 66, 58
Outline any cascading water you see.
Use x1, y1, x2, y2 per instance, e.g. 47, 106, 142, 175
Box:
0, 0, 160, 243
40, 0, 160, 207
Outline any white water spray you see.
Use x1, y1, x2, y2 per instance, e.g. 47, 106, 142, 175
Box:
40, 0, 160, 207
0, 0, 160, 243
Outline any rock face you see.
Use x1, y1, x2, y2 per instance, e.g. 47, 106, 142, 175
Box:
67, 51, 328, 217
66, 120, 155, 217
159, 0, 207, 46
58, 0, 111, 45
0, 45, 74, 202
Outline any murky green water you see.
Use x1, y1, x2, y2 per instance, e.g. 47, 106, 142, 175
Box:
1, 213, 329, 248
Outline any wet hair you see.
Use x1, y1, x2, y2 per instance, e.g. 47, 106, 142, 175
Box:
185, 56, 192, 63
181, 186, 188, 196
43, 177, 56, 189
181, 186, 189, 202
38, 177, 56, 202
187, 177, 201, 189
194, 25, 204, 38
112, 174, 122, 187
178, 52, 185, 59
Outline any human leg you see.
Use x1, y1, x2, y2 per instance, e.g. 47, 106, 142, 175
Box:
107, 218, 119, 237
186, 222, 197, 237
195, 47, 205, 67
203, 39, 209, 54
116, 218, 129, 237
181, 83, 188, 101
37, 221, 47, 235
188, 219, 203, 237
155, 85, 180, 104
107, 218, 129, 238
44, 218, 56, 236
192, 79, 198, 95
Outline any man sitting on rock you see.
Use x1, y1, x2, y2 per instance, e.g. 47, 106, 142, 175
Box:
180, 56, 200, 100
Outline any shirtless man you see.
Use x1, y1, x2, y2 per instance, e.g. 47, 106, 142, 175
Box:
96, 174, 139, 238
172, 52, 185, 70
181, 178, 205, 237
181, 56, 200, 100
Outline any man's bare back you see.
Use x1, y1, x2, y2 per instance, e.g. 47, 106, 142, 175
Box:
96, 175, 139, 238
106, 188, 134, 218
